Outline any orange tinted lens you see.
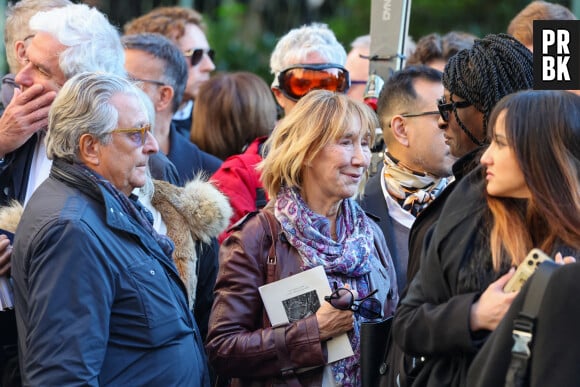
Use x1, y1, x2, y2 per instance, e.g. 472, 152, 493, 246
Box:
281, 68, 348, 100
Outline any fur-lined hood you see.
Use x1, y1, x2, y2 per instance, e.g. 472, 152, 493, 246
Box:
150, 177, 232, 309
151, 178, 232, 244
0, 178, 233, 241
0, 200, 24, 234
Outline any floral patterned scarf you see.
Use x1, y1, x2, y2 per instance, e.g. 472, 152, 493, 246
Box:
275, 186, 378, 387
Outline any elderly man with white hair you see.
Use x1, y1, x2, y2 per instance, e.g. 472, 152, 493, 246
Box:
12, 72, 210, 386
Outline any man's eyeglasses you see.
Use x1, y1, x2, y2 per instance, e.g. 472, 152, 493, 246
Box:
401, 111, 440, 118
388, 111, 440, 127
437, 96, 472, 122
111, 124, 152, 146
324, 282, 382, 319
184, 48, 215, 67
129, 77, 166, 87
276, 63, 350, 101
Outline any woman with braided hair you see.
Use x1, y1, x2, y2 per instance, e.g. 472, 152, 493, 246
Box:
388, 34, 534, 387
405, 33, 534, 283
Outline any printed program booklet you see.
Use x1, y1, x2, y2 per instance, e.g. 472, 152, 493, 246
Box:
258, 265, 354, 363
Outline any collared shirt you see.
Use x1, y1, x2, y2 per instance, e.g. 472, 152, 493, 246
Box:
379, 164, 415, 229
172, 100, 193, 120
24, 131, 52, 205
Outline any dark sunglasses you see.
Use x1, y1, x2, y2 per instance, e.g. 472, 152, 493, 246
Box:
184, 48, 215, 67
276, 63, 350, 101
324, 282, 382, 319
437, 96, 472, 122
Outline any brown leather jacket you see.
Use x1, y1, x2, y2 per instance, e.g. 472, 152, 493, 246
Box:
206, 206, 399, 386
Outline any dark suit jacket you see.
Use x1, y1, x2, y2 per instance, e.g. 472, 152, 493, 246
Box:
167, 123, 222, 183
360, 170, 409, 293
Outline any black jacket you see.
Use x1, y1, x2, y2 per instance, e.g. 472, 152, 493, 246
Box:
167, 123, 221, 182
406, 148, 484, 288
360, 170, 409, 293
392, 165, 507, 387
467, 261, 580, 387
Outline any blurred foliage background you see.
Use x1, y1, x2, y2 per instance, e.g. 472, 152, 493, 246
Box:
1, 0, 578, 80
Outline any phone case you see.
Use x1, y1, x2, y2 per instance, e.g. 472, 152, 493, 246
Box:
503, 248, 552, 292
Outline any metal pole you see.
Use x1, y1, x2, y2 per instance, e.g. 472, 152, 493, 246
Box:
368, 0, 412, 83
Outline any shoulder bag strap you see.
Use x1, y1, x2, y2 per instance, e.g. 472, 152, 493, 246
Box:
262, 210, 278, 284
261, 210, 302, 387
505, 261, 559, 387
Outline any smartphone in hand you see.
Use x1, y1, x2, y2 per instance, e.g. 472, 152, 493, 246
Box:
504, 248, 552, 292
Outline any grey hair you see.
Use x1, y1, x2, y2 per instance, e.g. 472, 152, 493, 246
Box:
47, 72, 144, 162
121, 33, 188, 113
4, 0, 72, 73
29, 3, 126, 79
350, 34, 371, 50
269, 23, 347, 86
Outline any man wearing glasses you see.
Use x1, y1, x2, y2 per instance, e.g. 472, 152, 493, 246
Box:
360, 65, 455, 293
124, 7, 216, 138
11, 72, 210, 386
122, 33, 221, 181
270, 23, 350, 116
122, 32, 222, 345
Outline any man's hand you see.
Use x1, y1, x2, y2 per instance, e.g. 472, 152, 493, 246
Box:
0, 84, 56, 157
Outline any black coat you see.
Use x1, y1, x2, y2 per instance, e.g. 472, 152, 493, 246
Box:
392, 166, 507, 387
467, 261, 580, 387
406, 149, 483, 288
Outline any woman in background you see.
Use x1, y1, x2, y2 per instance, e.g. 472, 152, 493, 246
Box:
191, 72, 277, 161
195, 72, 277, 244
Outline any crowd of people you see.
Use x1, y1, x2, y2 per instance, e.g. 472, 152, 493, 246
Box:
0, 0, 578, 386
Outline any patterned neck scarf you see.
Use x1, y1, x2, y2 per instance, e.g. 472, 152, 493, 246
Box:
382, 152, 449, 217
275, 186, 378, 387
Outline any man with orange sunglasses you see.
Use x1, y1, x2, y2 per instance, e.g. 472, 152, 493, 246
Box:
270, 23, 350, 116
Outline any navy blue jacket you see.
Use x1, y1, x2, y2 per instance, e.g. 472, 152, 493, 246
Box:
12, 159, 210, 386
167, 123, 221, 182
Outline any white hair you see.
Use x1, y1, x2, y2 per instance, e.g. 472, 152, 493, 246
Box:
269, 23, 347, 83
29, 3, 126, 79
